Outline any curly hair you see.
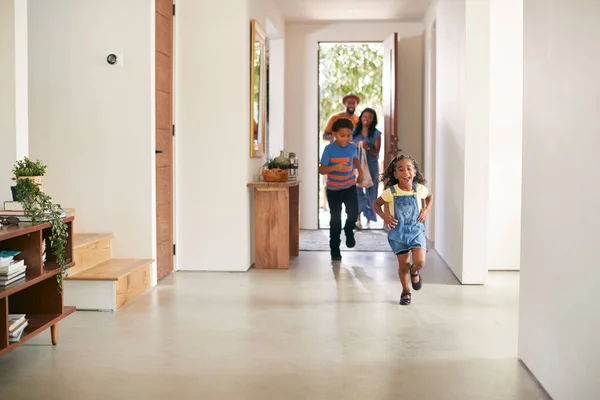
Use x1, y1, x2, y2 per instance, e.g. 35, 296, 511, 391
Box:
352, 108, 379, 139
332, 117, 355, 132
381, 155, 426, 189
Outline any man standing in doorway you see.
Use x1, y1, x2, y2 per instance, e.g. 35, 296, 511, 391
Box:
322, 93, 361, 142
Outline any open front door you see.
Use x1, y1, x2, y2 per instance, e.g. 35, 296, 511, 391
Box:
383, 33, 399, 168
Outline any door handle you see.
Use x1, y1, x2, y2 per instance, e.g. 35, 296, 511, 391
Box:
155, 149, 164, 154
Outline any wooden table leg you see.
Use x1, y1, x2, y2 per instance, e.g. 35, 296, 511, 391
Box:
289, 184, 299, 256
51, 324, 58, 345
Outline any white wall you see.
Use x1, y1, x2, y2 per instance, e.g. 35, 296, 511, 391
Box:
487, 0, 523, 271
175, 0, 285, 272
422, 0, 489, 284
28, 0, 157, 282
462, 0, 490, 284
176, 0, 250, 271
266, 16, 285, 159
0, 0, 28, 201
284, 21, 423, 230
423, 5, 437, 243
519, 0, 600, 398
267, 37, 285, 158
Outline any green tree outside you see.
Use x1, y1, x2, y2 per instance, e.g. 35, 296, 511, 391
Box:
319, 43, 384, 134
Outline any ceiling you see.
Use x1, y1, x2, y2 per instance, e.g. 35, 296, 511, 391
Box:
273, 0, 433, 22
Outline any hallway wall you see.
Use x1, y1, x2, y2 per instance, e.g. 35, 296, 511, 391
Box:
284, 21, 423, 230
519, 0, 600, 398
423, 0, 490, 284
0, 0, 28, 201
27, 0, 157, 281
176, 0, 251, 272
487, 0, 523, 271
176, 0, 285, 271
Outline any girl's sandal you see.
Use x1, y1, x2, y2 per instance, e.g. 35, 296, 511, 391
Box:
410, 264, 423, 291
399, 292, 411, 306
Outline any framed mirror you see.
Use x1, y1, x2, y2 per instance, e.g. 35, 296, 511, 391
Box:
250, 19, 267, 158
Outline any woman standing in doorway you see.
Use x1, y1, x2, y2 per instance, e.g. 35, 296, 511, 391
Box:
352, 108, 382, 229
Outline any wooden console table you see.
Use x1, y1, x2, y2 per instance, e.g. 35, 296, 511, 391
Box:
247, 180, 300, 269
0, 217, 76, 357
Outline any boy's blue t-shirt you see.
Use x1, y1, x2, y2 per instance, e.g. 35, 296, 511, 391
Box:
320, 141, 358, 190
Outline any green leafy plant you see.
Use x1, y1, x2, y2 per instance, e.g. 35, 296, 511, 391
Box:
13, 163, 69, 292
264, 157, 291, 170
12, 157, 47, 177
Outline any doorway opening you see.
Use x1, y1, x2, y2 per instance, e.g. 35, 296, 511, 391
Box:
318, 42, 385, 230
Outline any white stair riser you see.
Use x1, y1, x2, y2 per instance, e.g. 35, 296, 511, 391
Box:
64, 280, 116, 311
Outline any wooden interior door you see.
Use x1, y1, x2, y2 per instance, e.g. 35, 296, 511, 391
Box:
155, 0, 174, 280
383, 33, 399, 168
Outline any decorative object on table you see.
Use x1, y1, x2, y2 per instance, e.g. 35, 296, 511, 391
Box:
274, 150, 289, 164
262, 155, 291, 182
288, 152, 298, 181
12, 158, 70, 292
11, 157, 47, 199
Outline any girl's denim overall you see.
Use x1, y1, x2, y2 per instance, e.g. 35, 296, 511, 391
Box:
387, 182, 427, 254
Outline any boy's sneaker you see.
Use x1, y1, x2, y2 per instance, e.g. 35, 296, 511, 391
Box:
345, 231, 356, 248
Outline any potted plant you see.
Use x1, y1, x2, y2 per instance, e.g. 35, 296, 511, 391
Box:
262, 156, 291, 182
11, 157, 47, 200
13, 159, 69, 292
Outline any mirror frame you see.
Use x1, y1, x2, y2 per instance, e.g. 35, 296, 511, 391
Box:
250, 19, 267, 158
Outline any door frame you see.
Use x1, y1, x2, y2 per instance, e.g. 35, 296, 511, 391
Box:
155, 0, 175, 280
316, 41, 385, 229
382, 33, 399, 169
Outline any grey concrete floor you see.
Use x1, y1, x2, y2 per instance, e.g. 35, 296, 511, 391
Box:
0, 250, 549, 399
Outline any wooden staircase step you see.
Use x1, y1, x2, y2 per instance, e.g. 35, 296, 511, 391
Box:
67, 258, 153, 281
65, 258, 154, 311
73, 233, 114, 249
69, 233, 114, 276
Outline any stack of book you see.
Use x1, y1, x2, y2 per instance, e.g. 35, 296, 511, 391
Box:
8, 314, 28, 343
0, 251, 27, 287
0, 208, 67, 223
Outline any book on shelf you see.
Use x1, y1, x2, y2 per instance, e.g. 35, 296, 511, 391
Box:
0, 271, 26, 286
0, 257, 25, 274
0, 258, 27, 286
8, 314, 26, 331
0, 209, 67, 221
8, 314, 29, 343
3, 201, 23, 211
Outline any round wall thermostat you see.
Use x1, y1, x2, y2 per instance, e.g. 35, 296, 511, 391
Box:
107, 54, 117, 65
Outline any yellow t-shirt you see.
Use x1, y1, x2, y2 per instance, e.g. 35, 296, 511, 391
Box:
324, 112, 360, 135
380, 184, 430, 218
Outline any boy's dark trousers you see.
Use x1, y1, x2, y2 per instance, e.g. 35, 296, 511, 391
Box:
326, 185, 358, 256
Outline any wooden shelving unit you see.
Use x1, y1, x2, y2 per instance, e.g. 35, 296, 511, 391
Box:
0, 216, 76, 357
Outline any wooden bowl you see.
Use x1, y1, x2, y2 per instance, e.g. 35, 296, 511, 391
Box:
262, 168, 289, 182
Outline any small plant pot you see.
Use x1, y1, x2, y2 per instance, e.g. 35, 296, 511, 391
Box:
18, 176, 44, 192
262, 168, 289, 182
10, 186, 18, 201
